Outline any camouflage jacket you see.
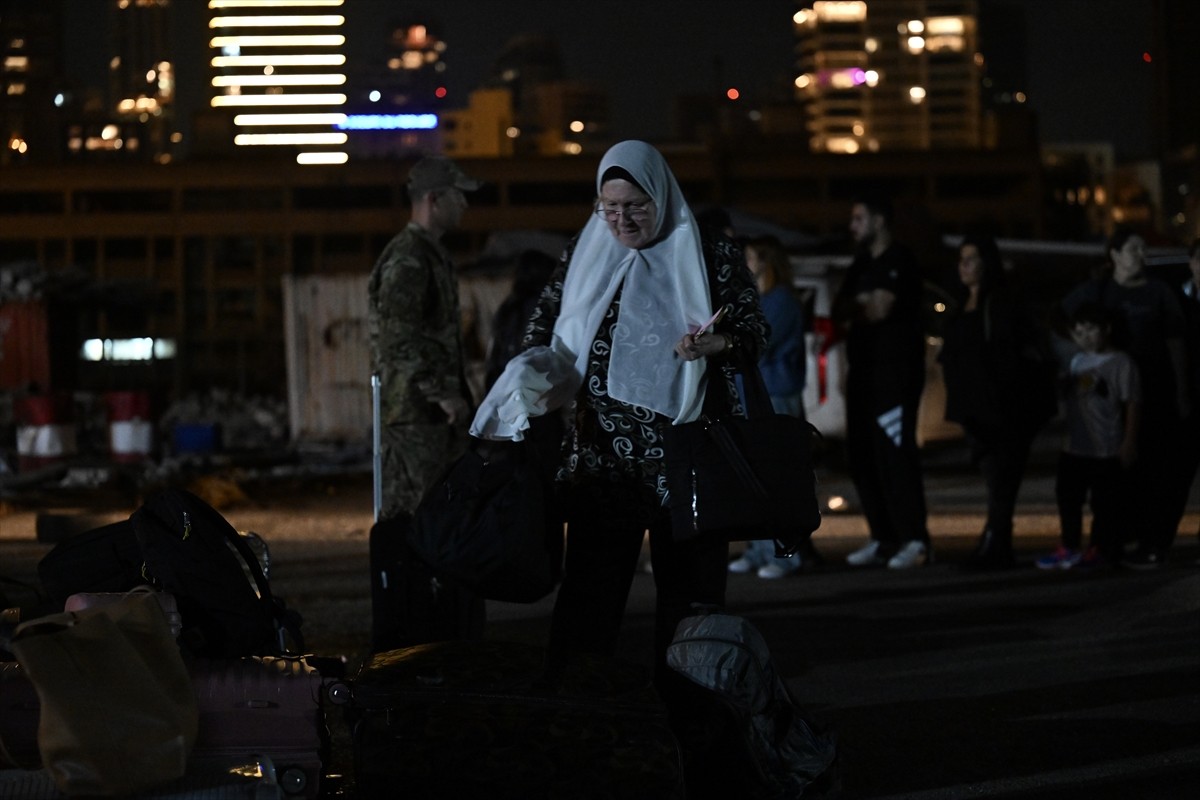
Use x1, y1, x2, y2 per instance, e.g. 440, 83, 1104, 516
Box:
368, 222, 470, 426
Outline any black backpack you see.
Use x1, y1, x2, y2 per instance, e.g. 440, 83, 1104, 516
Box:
667, 611, 838, 798
39, 489, 301, 658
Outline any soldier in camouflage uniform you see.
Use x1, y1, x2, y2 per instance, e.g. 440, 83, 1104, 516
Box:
368, 157, 482, 521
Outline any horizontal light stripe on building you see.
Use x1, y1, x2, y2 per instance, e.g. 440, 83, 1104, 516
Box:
209, 1, 344, 8
234, 132, 348, 145
211, 54, 345, 67
209, 35, 344, 47
296, 151, 348, 164
212, 74, 346, 87
212, 93, 347, 107
233, 112, 347, 126
209, 16, 345, 28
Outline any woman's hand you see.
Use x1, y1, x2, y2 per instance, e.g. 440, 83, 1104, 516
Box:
675, 331, 729, 361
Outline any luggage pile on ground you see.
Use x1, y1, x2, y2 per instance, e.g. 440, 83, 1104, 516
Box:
0, 489, 325, 798
1, 487, 838, 798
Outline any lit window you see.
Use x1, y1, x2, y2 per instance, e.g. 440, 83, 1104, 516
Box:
925, 35, 964, 52
814, 1, 867, 23
4, 55, 29, 71
825, 137, 861, 154
80, 338, 176, 362
925, 17, 965, 35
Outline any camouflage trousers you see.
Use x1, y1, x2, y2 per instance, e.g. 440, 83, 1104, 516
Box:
379, 422, 470, 521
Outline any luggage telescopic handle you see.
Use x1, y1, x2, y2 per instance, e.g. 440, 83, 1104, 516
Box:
372, 373, 382, 523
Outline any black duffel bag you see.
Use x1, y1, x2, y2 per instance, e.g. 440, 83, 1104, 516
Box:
407, 420, 564, 604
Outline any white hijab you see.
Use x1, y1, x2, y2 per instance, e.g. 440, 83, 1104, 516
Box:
471, 140, 713, 440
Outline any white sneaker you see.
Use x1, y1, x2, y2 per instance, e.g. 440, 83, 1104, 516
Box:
727, 557, 757, 574
887, 541, 930, 569
757, 562, 800, 579
846, 540, 885, 567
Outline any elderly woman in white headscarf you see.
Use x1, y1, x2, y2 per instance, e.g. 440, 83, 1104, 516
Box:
472, 141, 767, 698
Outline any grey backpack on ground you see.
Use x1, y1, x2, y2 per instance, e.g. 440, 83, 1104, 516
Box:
667, 611, 838, 798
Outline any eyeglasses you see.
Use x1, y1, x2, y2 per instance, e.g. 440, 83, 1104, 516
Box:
594, 199, 653, 222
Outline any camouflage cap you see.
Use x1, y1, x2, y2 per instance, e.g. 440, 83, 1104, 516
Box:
407, 156, 483, 198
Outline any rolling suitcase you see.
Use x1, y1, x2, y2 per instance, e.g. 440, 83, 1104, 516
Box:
189, 656, 327, 799
368, 513, 485, 653
0, 754, 289, 799
369, 373, 484, 653
1, 656, 325, 798
338, 639, 685, 799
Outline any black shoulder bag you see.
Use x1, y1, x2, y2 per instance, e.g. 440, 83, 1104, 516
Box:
663, 365, 822, 557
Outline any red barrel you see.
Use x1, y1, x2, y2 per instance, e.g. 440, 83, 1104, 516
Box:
14, 393, 77, 472
105, 390, 154, 463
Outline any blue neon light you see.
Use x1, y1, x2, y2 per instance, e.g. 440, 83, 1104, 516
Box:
338, 114, 439, 131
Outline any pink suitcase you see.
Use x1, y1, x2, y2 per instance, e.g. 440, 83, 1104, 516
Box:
189, 656, 326, 799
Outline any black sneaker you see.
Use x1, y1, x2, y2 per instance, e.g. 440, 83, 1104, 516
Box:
1124, 549, 1165, 570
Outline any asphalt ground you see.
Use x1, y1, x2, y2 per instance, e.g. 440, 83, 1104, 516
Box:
2, 438, 1199, 799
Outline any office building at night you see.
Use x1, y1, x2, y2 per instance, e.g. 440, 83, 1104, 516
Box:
793, 0, 983, 153
103, 0, 175, 162
0, 2, 64, 166
337, 20, 445, 160
207, 0, 349, 165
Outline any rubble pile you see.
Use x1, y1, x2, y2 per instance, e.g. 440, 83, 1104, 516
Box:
0, 261, 89, 303
158, 389, 289, 453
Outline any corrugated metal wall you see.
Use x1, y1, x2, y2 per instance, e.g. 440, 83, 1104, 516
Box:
282, 275, 371, 443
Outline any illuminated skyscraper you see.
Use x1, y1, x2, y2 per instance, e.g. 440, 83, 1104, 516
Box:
207, 0, 348, 164
109, 0, 174, 161
793, 0, 982, 153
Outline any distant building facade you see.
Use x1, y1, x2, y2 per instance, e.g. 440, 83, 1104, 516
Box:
205, 0, 349, 164
0, 1, 64, 166
793, 0, 984, 153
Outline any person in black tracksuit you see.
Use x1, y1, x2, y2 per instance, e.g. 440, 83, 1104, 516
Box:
832, 195, 931, 569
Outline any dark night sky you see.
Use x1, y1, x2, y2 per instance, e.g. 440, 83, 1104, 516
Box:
63, 0, 1157, 157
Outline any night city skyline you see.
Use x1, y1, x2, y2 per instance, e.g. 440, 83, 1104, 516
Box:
50, 0, 1159, 158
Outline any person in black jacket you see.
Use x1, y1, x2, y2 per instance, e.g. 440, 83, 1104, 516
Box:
832, 194, 931, 569
939, 234, 1057, 570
